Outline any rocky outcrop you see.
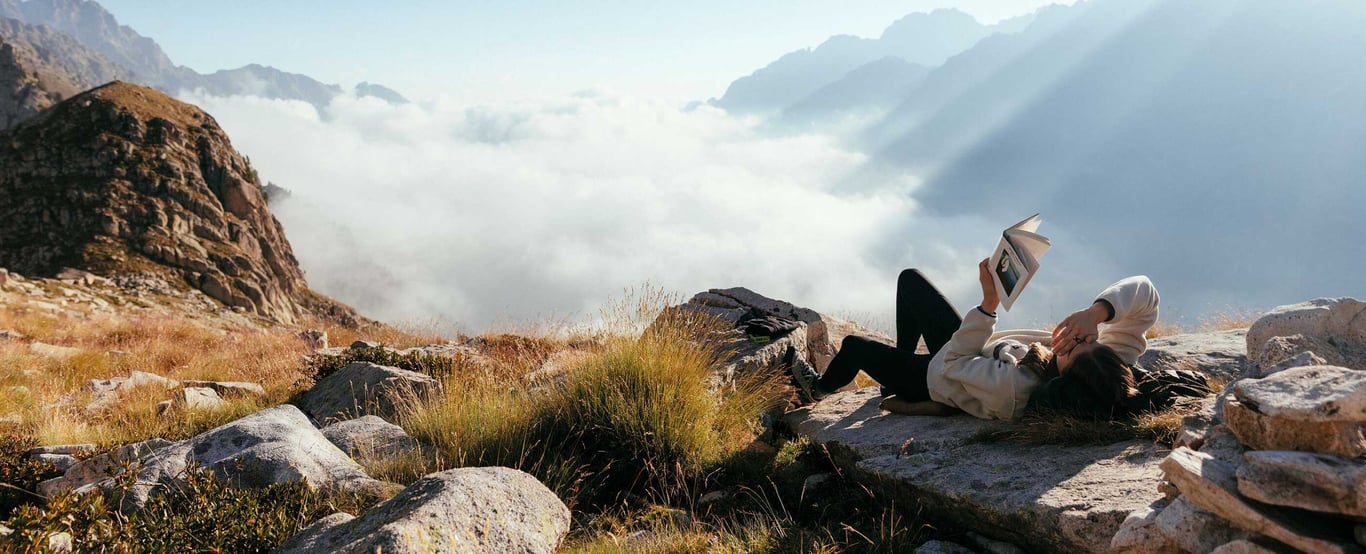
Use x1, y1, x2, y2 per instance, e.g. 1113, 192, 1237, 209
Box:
0, 81, 359, 325
1139, 329, 1251, 382
663, 287, 890, 393
1118, 297, 1366, 553
297, 362, 439, 424
277, 466, 571, 554
787, 388, 1167, 553
0, 15, 126, 129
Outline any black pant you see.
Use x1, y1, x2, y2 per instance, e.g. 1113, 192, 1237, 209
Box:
815, 269, 961, 400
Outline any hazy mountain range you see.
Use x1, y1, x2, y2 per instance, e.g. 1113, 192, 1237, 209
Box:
718, 0, 1366, 316
0, 0, 405, 110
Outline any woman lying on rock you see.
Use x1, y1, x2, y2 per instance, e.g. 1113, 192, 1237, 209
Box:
789, 259, 1159, 420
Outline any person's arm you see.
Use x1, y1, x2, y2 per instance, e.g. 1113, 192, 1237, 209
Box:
1052, 276, 1160, 363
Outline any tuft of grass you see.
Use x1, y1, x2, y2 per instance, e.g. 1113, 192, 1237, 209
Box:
2, 465, 369, 553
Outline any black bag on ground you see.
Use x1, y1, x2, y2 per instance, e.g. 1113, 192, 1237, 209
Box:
737, 310, 800, 341
1126, 366, 1213, 413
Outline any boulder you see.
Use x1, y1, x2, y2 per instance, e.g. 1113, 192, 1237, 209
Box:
1160, 447, 1352, 553
1246, 298, 1366, 370
321, 415, 420, 459
38, 438, 172, 497
119, 405, 384, 510
1140, 329, 1252, 382
1224, 398, 1366, 458
1233, 365, 1366, 421
276, 467, 571, 554
29, 444, 95, 457
32, 453, 79, 473
787, 388, 1167, 553
297, 362, 439, 424
1237, 450, 1366, 518
1112, 499, 1180, 553
661, 288, 890, 395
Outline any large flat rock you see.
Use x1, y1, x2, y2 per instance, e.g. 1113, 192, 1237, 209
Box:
787, 388, 1168, 553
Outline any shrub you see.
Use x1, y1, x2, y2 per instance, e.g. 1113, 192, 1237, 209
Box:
0, 433, 61, 520
2, 466, 355, 553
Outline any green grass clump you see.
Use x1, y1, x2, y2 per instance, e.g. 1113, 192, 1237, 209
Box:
2, 466, 363, 553
307, 345, 456, 381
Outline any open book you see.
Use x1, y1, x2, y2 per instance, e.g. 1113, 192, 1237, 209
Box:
989, 214, 1051, 311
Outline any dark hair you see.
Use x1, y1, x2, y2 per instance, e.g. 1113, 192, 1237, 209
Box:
1026, 344, 1138, 420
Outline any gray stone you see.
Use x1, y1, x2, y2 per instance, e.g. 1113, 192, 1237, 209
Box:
321, 415, 419, 459
29, 341, 83, 358
966, 532, 1024, 554
38, 438, 172, 497
698, 490, 729, 505
180, 380, 265, 398
30, 444, 95, 457
1224, 397, 1366, 458
0, 329, 24, 341
175, 387, 227, 411
276, 467, 571, 554
787, 388, 1167, 553
915, 540, 977, 554
351, 340, 380, 349
1140, 329, 1252, 382
1153, 496, 1246, 553
1234, 365, 1366, 422
1260, 351, 1328, 377
33, 453, 79, 473
1237, 450, 1366, 518
1247, 298, 1366, 370
297, 362, 439, 424
1210, 539, 1282, 554
1111, 499, 1181, 553
1160, 447, 1352, 553
120, 405, 384, 511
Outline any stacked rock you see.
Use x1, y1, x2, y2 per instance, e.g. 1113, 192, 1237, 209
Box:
1114, 297, 1366, 553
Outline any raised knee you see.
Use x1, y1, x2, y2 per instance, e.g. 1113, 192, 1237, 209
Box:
898, 268, 927, 284
840, 335, 873, 350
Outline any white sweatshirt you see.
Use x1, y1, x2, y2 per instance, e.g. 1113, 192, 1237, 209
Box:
925, 276, 1160, 420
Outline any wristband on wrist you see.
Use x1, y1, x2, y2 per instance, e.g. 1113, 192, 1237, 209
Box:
976, 305, 997, 318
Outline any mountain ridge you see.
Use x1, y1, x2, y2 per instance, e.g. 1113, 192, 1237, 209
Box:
0, 0, 406, 109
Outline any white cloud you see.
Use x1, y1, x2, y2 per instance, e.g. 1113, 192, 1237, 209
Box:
179, 90, 1113, 334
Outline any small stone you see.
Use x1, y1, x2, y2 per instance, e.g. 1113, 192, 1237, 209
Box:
1260, 351, 1328, 377
966, 531, 1024, 554
33, 453, 80, 473
1152, 495, 1245, 553
1111, 499, 1181, 553
47, 531, 73, 553
320, 416, 419, 459
1157, 480, 1180, 501
350, 340, 380, 349
180, 380, 264, 398
297, 362, 439, 424
802, 473, 835, 495
176, 387, 227, 411
1210, 540, 1281, 554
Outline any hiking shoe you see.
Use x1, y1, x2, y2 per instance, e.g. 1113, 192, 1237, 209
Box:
785, 345, 827, 402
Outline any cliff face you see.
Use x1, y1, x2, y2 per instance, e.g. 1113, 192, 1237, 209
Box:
0, 15, 125, 129
0, 81, 356, 325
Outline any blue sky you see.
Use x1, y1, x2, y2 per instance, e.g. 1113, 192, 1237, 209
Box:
97, 0, 1075, 101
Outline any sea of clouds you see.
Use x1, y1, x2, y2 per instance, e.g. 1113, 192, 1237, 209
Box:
179, 90, 1119, 335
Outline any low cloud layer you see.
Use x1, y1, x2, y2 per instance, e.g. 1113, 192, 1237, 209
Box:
181, 91, 1115, 334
